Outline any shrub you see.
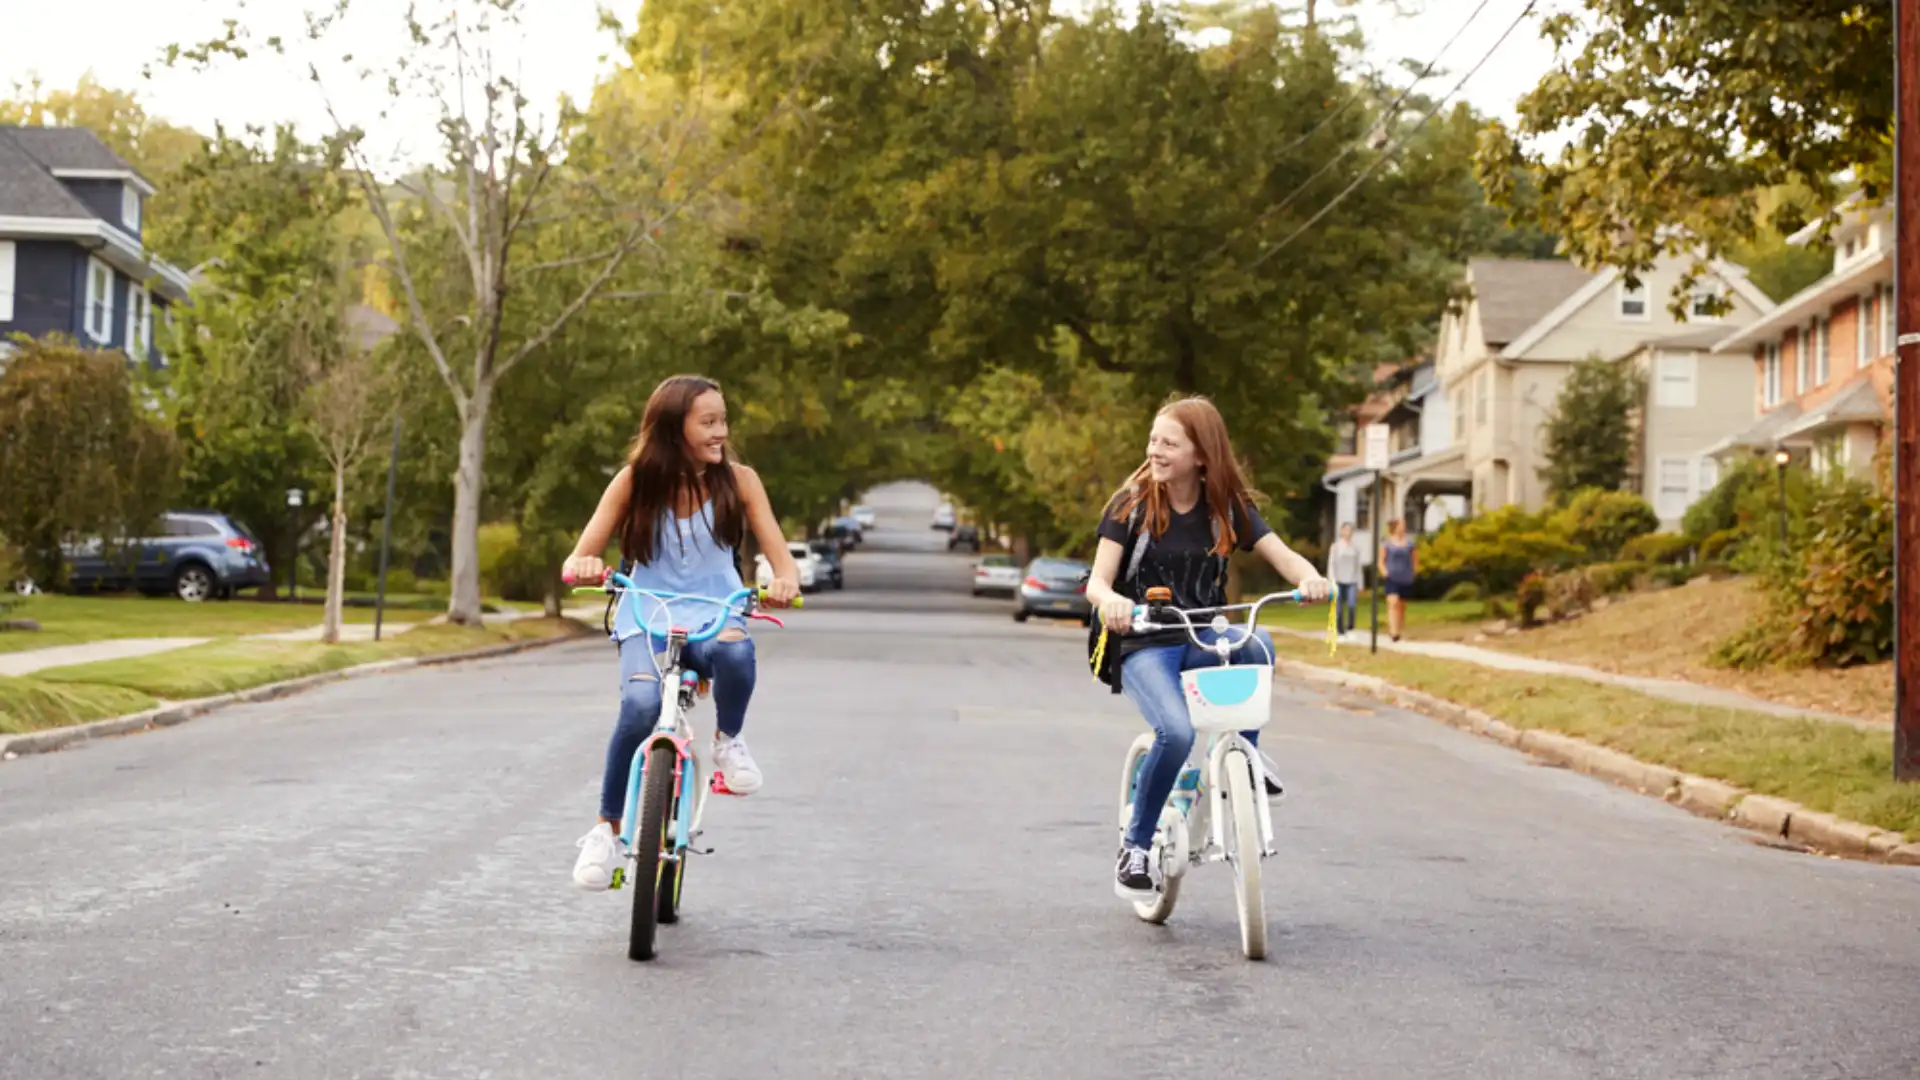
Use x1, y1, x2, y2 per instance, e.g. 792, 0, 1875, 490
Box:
1619, 532, 1694, 565
478, 521, 564, 603
1646, 564, 1696, 589
1699, 527, 1744, 563
1442, 580, 1484, 603
1482, 596, 1514, 621
1548, 488, 1660, 560
1515, 572, 1549, 629
1584, 560, 1650, 596
1420, 507, 1581, 595
383, 568, 419, 595
1543, 568, 1596, 620
0, 529, 21, 614
1715, 475, 1893, 668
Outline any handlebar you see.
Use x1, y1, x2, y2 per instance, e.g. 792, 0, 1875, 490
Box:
1127, 589, 1319, 657
563, 570, 802, 642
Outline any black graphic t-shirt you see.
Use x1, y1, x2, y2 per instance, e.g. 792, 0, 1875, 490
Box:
1097, 493, 1272, 653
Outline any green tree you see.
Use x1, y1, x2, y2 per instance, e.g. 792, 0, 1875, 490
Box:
1538, 355, 1643, 500
0, 337, 180, 586
1477, 0, 1891, 310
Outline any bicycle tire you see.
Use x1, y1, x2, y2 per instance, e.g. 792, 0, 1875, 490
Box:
628, 741, 677, 962
1224, 747, 1268, 960
1118, 737, 1181, 924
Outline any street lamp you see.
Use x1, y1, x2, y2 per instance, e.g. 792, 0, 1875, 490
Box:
286, 488, 305, 603
1772, 448, 1791, 550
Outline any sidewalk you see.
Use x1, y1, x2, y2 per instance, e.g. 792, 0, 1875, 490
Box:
1281, 628, 1880, 730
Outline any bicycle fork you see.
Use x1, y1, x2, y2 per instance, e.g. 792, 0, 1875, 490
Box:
1201, 735, 1278, 863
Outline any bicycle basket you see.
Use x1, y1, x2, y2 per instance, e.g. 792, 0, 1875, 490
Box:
1180, 664, 1273, 733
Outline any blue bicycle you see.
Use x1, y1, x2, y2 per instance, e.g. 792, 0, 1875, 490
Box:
570, 571, 797, 962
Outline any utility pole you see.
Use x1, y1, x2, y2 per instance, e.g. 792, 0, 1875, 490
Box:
1896, 0, 1920, 780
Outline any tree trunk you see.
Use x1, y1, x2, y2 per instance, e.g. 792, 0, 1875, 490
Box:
321, 464, 348, 645
447, 381, 492, 626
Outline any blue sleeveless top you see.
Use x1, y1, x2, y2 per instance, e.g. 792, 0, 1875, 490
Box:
612, 500, 746, 643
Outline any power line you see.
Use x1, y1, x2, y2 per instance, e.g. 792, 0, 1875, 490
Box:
1246, 0, 1539, 271
1209, 0, 1498, 263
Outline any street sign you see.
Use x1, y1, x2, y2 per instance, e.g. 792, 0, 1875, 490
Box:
1364, 423, 1391, 471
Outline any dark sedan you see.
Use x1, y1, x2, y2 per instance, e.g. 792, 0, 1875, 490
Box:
1013, 557, 1092, 625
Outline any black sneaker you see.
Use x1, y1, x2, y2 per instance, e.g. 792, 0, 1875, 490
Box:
1258, 750, 1286, 798
1114, 846, 1155, 901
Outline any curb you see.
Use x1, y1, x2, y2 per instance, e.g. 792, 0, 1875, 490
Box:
0, 629, 594, 760
1275, 658, 1920, 867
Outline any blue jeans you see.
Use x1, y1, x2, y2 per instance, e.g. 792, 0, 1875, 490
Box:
599, 633, 756, 821
1120, 628, 1275, 851
1336, 582, 1359, 633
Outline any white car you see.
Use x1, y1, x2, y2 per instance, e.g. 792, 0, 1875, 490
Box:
972, 554, 1021, 597
851, 505, 877, 528
932, 503, 957, 531
755, 542, 821, 593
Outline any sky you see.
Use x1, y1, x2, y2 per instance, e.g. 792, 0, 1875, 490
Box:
0, 0, 1568, 167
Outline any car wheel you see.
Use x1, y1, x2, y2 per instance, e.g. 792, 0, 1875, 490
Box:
173, 564, 216, 603
1013, 608, 1030, 623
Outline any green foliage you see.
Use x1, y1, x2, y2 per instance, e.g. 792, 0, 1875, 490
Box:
1548, 488, 1659, 560
1478, 0, 1892, 313
0, 530, 22, 614
1441, 580, 1483, 604
1543, 569, 1596, 621
1482, 596, 1514, 621
1538, 357, 1644, 500
1584, 561, 1650, 596
1716, 475, 1894, 669
1515, 573, 1548, 629
1647, 564, 1698, 589
1619, 532, 1694, 566
0, 338, 179, 587
1418, 506, 1581, 595
476, 521, 565, 604
1699, 528, 1744, 563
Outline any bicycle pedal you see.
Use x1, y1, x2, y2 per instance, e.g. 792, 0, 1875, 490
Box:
689, 844, 715, 856
609, 867, 625, 890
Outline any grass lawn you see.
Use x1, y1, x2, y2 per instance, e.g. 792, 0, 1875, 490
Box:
0, 593, 496, 655
1, 617, 590, 735
1271, 635, 1920, 840
1259, 593, 1484, 635
1469, 578, 1893, 723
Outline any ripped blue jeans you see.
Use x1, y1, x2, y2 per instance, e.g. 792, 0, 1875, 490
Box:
598, 633, 756, 822
1120, 628, 1275, 851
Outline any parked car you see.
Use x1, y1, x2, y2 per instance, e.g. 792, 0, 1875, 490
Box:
851, 505, 877, 528
64, 511, 272, 602
808, 539, 846, 590
932, 503, 957, 531
1013, 557, 1092, 625
948, 524, 981, 553
754, 542, 822, 593
824, 518, 862, 553
972, 554, 1021, 597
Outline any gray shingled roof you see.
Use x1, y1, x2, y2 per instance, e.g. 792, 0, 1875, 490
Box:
0, 125, 136, 173
1467, 257, 1595, 346
0, 131, 96, 219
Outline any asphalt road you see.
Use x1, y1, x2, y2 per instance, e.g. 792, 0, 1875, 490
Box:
5, 481, 1919, 1080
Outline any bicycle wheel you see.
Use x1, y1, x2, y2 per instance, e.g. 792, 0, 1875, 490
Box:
1117, 736, 1181, 924
1223, 747, 1268, 960
628, 740, 677, 962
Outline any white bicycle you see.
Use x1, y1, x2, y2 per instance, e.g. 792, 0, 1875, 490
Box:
1115, 587, 1313, 960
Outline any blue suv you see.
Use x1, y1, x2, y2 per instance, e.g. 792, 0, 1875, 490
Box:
65, 511, 273, 602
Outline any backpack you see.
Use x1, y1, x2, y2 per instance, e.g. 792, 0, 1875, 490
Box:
1086, 494, 1231, 694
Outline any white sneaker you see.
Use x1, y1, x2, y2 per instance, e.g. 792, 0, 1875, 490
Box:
572, 822, 624, 891
712, 733, 763, 796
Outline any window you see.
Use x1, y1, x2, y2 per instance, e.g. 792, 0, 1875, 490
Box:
1335, 420, 1356, 456
1355, 481, 1373, 531
1475, 369, 1489, 426
1814, 316, 1830, 385
1657, 457, 1691, 520
121, 185, 141, 232
1698, 455, 1720, 495
1795, 327, 1810, 394
1453, 389, 1466, 439
1858, 296, 1872, 366
126, 286, 151, 359
1690, 286, 1720, 319
1763, 343, 1782, 408
1619, 281, 1649, 320
84, 258, 113, 343
1655, 352, 1697, 408
0, 240, 13, 322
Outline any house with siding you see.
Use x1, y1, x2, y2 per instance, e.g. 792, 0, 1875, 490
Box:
1707, 202, 1895, 479
1432, 255, 1773, 517
0, 125, 190, 363
1617, 323, 1768, 528
1320, 359, 1465, 551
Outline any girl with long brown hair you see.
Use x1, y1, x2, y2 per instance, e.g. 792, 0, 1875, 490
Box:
559, 375, 801, 890
1083, 396, 1329, 901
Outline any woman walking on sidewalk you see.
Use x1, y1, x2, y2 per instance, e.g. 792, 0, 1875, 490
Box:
1378, 517, 1416, 642
1327, 522, 1361, 637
